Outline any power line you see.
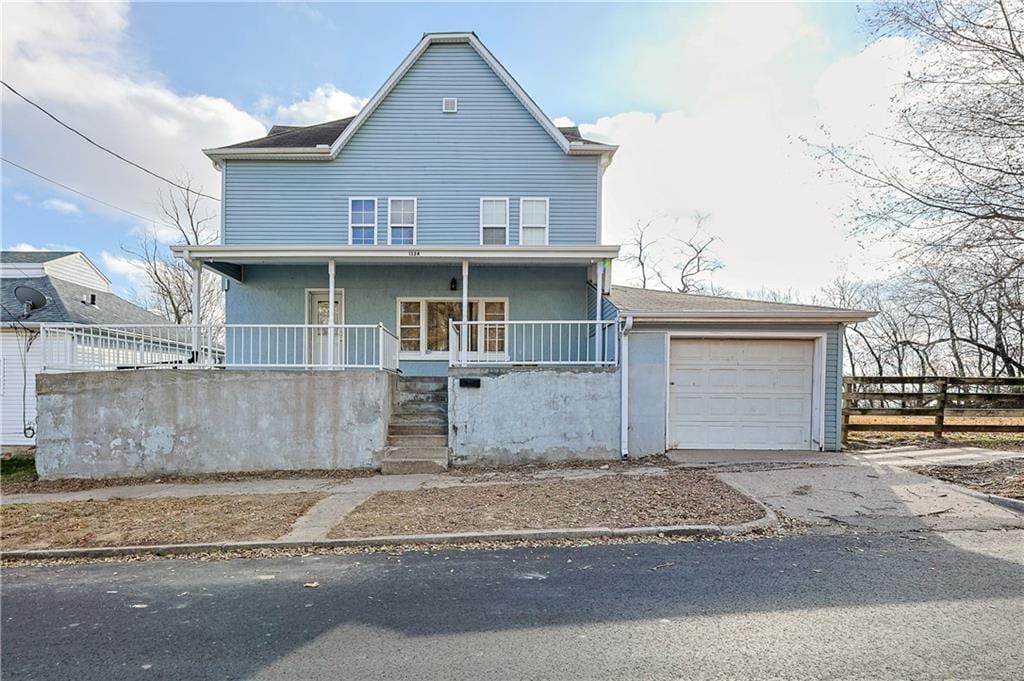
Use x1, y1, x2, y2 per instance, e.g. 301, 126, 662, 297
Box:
2, 157, 159, 225
2, 80, 220, 201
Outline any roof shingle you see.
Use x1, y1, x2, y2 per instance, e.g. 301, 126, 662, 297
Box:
1, 276, 168, 325
608, 285, 871, 318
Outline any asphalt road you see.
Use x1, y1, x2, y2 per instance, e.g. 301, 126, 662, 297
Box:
3, 531, 1022, 680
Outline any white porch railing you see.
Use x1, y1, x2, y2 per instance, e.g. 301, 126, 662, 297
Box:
41, 323, 400, 372
448, 320, 618, 367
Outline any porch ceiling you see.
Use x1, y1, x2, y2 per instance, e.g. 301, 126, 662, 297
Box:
172, 244, 620, 281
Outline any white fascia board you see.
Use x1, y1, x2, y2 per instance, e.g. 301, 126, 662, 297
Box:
625, 310, 876, 324
203, 146, 334, 165
171, 243, 620, 264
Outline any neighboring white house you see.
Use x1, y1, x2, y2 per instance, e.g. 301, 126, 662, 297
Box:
1, 251, 165, 447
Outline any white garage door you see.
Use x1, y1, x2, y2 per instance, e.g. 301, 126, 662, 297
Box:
669, 338, 814, 450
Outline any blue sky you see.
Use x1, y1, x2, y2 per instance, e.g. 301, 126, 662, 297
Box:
2, 2, 893, 298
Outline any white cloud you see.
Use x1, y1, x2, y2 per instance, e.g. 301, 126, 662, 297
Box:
552, 116, 575, 128
586, 5, 911, 294
100, 250, 148, 287
1, 2, 267, 234
273, 84, 367, 125
9, 243, 48, 252
12, 193, 30, 204
42, 198, 80, 215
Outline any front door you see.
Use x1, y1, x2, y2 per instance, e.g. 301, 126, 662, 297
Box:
307, 290, 344, 366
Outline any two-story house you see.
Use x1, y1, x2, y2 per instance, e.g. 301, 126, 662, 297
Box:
35, 33, 871, 479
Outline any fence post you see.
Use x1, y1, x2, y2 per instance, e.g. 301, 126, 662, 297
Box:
934, 378, 947, 438
841, 380, 850, 446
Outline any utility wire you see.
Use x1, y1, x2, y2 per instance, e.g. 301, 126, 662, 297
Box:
2, 80, 220, 201
2, 157, 160, 225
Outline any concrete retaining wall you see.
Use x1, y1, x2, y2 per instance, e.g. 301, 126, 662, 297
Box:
35, 370, 395, 479
448, 367, 620, 464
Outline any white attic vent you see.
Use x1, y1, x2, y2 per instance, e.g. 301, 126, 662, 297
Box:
442, 97, 458, 113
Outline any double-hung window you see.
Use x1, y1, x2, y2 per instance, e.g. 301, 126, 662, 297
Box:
480, 198, 509, 245
349, 198, 376, 245
389, 198, 416, 245
519, 198, 549, 245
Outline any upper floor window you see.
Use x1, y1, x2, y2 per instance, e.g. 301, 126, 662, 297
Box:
349, 198, 377, 245
519, 198, 549, 245
480, 198, 508, 245
389, 198, 416, 245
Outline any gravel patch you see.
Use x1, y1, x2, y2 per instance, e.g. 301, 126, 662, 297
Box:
915, 458, 1024, 500
329, 470, 763, 538
1, 493, 324, 551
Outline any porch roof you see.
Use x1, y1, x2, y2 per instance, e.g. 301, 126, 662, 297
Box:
171, 244, 620, 281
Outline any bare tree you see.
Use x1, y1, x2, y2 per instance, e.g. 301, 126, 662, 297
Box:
664, 211, 724, 294
124, 174, 223, 324
620, 218, 664, 288
818, 0, 1023, 273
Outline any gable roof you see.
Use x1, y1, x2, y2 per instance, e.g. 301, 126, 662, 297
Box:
205, 32, 616, 164
1, 250, 77, 264
1, 276, 167, 326
608, 285, 874, 323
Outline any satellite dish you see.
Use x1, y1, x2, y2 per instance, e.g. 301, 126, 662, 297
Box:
14, 286, 47, 318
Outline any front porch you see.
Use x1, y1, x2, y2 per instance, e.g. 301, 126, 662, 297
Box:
43, 245, 619, 374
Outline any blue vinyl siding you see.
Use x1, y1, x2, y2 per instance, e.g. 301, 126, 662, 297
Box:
223, 42, 600, 245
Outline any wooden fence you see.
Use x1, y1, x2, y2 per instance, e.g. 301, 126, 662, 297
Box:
842, 376, 1024, 444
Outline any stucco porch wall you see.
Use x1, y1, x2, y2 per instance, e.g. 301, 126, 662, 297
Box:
34, 370, 395, 479
225, 264, 593, 376
448, 366, 620, 464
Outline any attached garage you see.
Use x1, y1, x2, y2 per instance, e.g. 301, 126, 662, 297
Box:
608, 286, 874, 457
668, 338, 818, 450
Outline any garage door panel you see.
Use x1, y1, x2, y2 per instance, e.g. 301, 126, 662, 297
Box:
669, 338, 814, 450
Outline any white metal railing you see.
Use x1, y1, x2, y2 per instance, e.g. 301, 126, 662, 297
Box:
41, 323, 401, 372
448, 320, 618, 367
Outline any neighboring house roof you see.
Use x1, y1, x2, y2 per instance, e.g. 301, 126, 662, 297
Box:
608, 285, 874, 323
1, 251, 78, 264
1, 276, 167, 326
223, 118, 604, 152
204, 32, 616, 164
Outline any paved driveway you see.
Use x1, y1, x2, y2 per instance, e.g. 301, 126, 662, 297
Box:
677, 446, 1024, 533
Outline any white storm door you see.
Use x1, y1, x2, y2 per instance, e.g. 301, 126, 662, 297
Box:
307, 290, 344, 366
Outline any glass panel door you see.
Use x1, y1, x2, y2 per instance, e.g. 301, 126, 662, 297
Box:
308, 291, 343, 366
426, 301, 478, 353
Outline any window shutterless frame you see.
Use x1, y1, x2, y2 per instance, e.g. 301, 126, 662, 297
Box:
479, 197, 509, 245
387, 197, 417, 245
348, 197, 377, 245
395, 297, 509, 358
518, 197, 549, 245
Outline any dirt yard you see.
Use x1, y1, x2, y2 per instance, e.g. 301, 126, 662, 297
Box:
329, 470, 764, 538
1, 493, 323, 551
915, 459, 1024, 500
0, 463, 374, 496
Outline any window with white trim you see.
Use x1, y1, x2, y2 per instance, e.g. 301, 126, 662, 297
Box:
397, 298, 508, 355
480, 198, 508, 245
349, 198, 376, 245
519, 198, 548, 245
389, 198, 416, 245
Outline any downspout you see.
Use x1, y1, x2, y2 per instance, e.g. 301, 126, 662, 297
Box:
619, 315, 633, 459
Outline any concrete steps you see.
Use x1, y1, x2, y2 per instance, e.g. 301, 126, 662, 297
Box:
382, 376, 449, 474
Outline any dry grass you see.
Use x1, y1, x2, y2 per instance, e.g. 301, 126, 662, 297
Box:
329, 470, 763, 539
1, 493, 323, 551
1, 467, 374, 496
845, 414, 1024, 451
915, 459, 1024, 500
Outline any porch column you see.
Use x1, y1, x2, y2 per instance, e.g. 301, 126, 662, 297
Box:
191, 259, 202, 360
461, 259, 469, 363
595, 259, 604, 363
327, 258, 336, 368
